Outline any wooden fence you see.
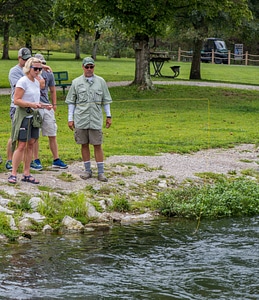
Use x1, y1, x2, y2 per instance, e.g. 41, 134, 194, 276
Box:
168, 48, 259, 66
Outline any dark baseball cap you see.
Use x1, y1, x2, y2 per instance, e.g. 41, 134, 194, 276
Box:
18, 48, 31, 60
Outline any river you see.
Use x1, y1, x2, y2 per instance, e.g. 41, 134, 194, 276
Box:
0, 216, 258, 300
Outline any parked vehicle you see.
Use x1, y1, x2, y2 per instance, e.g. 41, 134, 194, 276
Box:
201, 38, 228, 64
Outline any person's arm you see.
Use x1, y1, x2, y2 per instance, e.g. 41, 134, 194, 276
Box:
49, 85, 57, 111
42, 64, 52, 73
104, 103, 112, 128
36, 75, 45, 89
68, 104, 75, 130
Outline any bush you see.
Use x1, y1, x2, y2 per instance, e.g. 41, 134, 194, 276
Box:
111, 195, 131, 212
157, 177, 259, 219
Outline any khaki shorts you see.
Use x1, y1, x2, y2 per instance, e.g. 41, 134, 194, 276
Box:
39, 109, 57, 136
74, 129, 103, 145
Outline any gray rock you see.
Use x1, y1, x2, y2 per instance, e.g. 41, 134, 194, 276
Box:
42, 225, 53, 234
6, 215, 18, 230
0, 205, 14, 215
86, 202, 101, 218
61, 216, 84, 232
19, 218, 33, 231
29, 197, 44, 211
23, 212, 46, 222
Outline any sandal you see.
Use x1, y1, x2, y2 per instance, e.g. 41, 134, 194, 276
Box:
21, 175, 40, 184
8, 175, 17, 184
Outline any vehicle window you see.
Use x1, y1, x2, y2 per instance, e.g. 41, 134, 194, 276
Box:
215, 41, 226, 50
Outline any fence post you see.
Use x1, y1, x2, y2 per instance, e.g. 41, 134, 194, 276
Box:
211, 49, 214, 64
228, 50, 231, 65
245, 51, 248, 66
178, 47, 181, 62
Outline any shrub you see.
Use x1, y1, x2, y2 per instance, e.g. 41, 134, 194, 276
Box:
111, 195, 131, 212
157, 177, 259, 219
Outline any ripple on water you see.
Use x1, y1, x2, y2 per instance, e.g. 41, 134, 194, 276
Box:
0, 216, 258, 299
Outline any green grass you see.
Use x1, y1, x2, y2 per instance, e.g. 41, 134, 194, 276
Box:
1, 52, 259, 170
157, 176, 259, 219
1, 84, 259, 171
1, 51, 259, 87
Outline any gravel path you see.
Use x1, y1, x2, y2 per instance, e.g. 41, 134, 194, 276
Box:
0, 144, 258, 196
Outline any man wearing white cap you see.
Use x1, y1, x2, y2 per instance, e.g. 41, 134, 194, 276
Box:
65, 57, 112, 182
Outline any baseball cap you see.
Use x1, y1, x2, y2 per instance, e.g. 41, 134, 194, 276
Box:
82, 57, 95, 66
34, 53, 46, 64
18, 47, 31, 60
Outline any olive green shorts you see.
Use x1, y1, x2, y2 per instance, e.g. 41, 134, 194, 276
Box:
74, 128, 103, 145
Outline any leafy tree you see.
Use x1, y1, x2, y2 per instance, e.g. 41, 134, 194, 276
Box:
98, 0, 252, 86
0, 0, 54, 59
172, 0, 252, 79
0, 0, 20, 59
52, 0, 103, 60
97, 0, 179, 89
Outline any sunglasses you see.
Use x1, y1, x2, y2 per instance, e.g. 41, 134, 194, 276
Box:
84, 65, 94, 69
30, 66, 42, 71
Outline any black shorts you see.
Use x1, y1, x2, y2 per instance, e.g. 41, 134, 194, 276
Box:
18, 117, 39, 142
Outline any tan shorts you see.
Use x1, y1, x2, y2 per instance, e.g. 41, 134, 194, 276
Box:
39, 109, 57, 136
74, 129, 103, 145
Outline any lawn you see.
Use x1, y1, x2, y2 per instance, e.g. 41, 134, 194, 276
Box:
1, 51, 259, 171
1, 50, 259, 87
1, 82, 259, 172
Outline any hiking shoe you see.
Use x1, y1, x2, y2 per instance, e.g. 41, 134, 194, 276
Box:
5, 160, 12, 171
52, 158, 68, 169
30, 159, 43, 171
80, 171, 92, 180
98, 173, 108, 182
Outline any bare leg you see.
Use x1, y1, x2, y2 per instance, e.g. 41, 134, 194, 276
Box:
49, 136, 59, 160
93, 144, 104, 162
33, 139, 39, 160
11, 141, 27, 176
23, 139, 36, 176
7, 138, 13, 161
81, 144, 91, 161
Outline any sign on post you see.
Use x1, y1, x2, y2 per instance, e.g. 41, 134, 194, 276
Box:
234, 44, 243, 60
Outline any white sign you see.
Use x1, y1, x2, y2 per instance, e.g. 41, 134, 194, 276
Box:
234, 44, 243, 60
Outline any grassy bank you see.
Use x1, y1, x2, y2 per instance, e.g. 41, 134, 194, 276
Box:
1, 84, 259, 172
1, 57, 259, 237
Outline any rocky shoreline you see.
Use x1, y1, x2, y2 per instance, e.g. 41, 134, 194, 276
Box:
0, 144, 258, 242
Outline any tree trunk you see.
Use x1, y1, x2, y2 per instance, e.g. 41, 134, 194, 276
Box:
75, 30, 80, 60
132, 33, 154, 90
92, 30, 100, 60
189, 38, 203, 80
25, 31, 32, 53
2, 21, 10, 60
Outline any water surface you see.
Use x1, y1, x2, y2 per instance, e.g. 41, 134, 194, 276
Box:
0, 217, 258, 299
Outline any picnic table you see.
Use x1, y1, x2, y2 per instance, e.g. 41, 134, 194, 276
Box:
150, 52, 170, 77
32, 48, 53, 60
150, 51, 180, 78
